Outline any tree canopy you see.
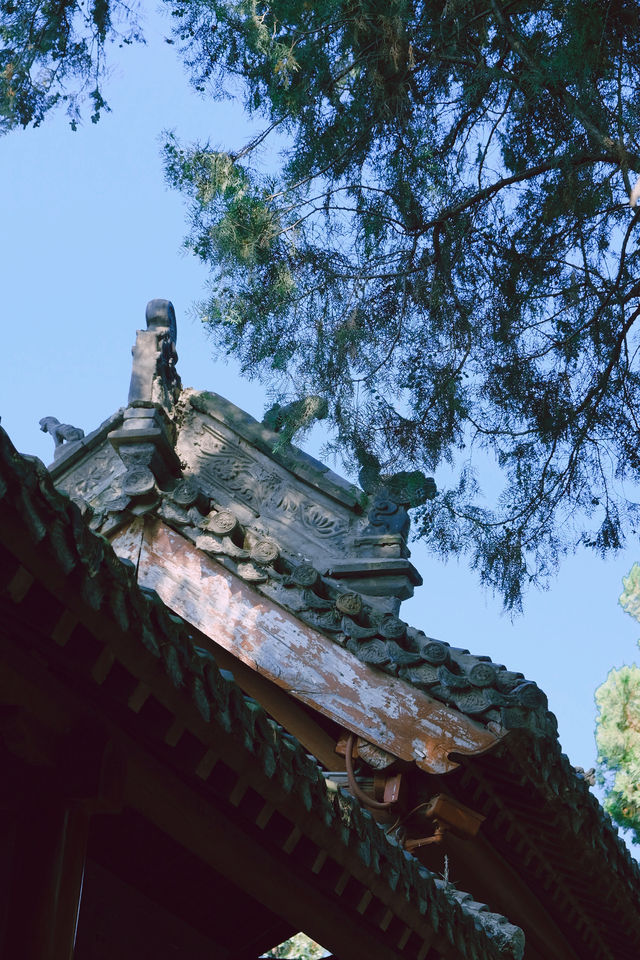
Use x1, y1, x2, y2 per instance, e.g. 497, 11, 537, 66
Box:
162, 0, 640, 608
4, 1, 640, 607
596, 564, 640, 844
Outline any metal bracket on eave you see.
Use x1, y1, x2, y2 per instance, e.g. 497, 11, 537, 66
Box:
110, 518, 506, 776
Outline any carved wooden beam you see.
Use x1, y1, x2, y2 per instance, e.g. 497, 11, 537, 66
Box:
115, 519, 503, 775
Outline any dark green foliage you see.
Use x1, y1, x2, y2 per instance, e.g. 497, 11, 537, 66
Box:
164, 0, 640, 607
0, 0, 141, 130
596, 564, 640, 843
596, 664, 640, 845
264, 932, 328, 959
5, 0, 640, 608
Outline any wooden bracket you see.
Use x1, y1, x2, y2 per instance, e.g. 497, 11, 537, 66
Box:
404, 793, 485, 852
374, 771, 403, 805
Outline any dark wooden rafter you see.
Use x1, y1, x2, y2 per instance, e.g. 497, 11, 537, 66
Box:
1, 795, 88, 960
74, 857, 258, 960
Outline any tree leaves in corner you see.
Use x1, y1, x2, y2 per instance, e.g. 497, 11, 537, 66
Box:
0, 0, 142, 131
5, 0, 640, 609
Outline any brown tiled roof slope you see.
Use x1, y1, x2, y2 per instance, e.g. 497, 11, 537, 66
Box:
0, 426, 524, 960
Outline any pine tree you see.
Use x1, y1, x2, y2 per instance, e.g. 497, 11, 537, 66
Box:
596, 564, 640, 843
162, 0, 640, 607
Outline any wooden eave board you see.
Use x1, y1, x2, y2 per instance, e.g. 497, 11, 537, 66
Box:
123, 518, 500, 774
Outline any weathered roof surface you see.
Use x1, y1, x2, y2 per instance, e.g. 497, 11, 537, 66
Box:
45, 408, 640, 957
194, 513, 552, 740
111, 502, 640, 957
0, 425, 524, 960
50, 399, 554, 741
36, 295, 640, 956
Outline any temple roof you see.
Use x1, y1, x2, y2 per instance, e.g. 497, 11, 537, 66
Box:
53, 396, 555, 739
45, 311, 557, 748
0, 424, 525, 960
31, 299, 640, 959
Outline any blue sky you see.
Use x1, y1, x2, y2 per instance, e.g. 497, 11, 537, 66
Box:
1, 6, 639, 842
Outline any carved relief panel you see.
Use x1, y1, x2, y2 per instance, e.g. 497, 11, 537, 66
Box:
177, 413, 355, 564
54, 441, 128, 511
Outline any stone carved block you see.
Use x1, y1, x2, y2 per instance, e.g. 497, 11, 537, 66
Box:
250, 539, 279, 565
335, 592, 363, 616
171, 477, 201, 507
236, 560, 269, 583
122, 466, 156, 498
54, 443, 127, 506
128, 299, 181, 409
299, 501, 347, 540
378, 617, 407, 641
194, 423, 279, 513
290, 563, 319, 587
170, 477, 208, 514
195, 532, 249, 560
206, 509, 238, 536
364, 496, 410, 539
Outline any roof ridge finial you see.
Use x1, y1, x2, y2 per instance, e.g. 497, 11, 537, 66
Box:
107, 298, 183, 495
128, 299, 181, 408
146, 298, 177, 344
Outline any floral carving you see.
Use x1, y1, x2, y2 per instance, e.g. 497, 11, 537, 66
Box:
207, 509, 238, 535
301, 501, 348, 540
196, 425, 266, 511
379, 617, 406, 641
290, 563, 318, 587
58, 447, 124, 503
335, 592, 363, 616
468, 662, 497, 688
122, 465, 155, 497
171, 477, 202, 507
250, 539, 279, 565
193, 424, 350, 550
